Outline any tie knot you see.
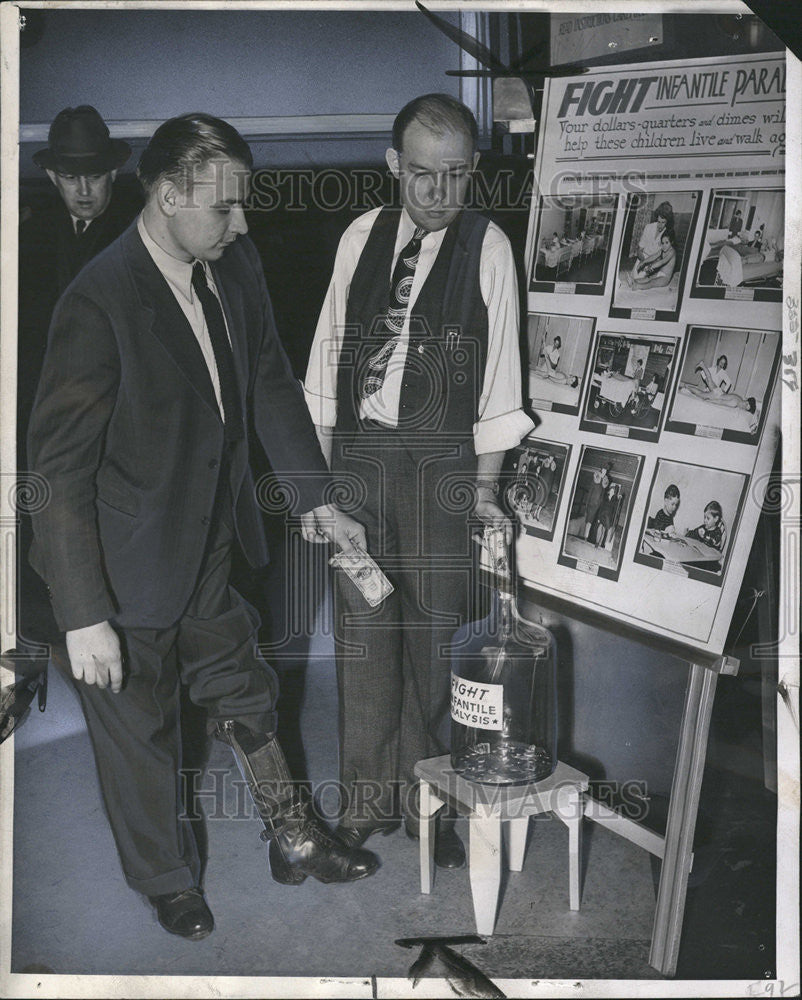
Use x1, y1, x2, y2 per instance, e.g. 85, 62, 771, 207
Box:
75, 219, 86, 236
191, 261, 208, 294
413, 226, 427, 243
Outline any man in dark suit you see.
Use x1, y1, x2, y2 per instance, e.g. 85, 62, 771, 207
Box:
17, 107, 141, 647
27, 113, 378, 941
19, 106, 140, 438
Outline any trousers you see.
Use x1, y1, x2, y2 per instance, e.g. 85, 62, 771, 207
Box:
333, 426, 477, 825
71, 495, 279, 896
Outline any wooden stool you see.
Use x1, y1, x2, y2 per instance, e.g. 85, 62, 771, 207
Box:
414, 755, 589, 936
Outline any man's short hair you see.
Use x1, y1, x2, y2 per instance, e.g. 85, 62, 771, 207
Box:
392, 93, 479, 152
664, 484, 681, 500
137, 112, 253, 195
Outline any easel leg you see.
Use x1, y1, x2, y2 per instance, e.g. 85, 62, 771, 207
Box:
650, 662, 719, 976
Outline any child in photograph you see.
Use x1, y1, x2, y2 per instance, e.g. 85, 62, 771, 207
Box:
593, 483, 619, 548
534, 336, 580, 387
583, 466, 609, 539
635, 200, 674, 266
648, 484, 681, 535
531, 454, 557, 521
627, 230, 677, 289
685, 500, 727, 552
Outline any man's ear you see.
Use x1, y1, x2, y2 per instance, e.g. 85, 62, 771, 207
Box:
385, 147, 401, 179
110, 169, 118, 182
156, 178, 179, 217
45, 169, 58, 188
471, 150, 480, 172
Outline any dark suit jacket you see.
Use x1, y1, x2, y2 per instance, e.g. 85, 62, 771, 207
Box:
17, 187, 141, 456
28, 222, 329, 632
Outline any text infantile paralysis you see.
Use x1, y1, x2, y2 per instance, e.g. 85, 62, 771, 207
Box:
557, 65, 786, 119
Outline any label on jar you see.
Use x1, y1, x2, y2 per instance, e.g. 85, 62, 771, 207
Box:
450, 673, 503, 731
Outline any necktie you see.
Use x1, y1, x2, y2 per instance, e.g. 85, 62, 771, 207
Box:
191, 261, 244, 445
75, 219, 86, 236
360, 225, 427, 400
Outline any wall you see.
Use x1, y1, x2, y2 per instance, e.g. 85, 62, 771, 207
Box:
19, 8, 462, 172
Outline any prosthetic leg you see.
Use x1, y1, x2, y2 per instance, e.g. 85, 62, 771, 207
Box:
216, 720, 379, 884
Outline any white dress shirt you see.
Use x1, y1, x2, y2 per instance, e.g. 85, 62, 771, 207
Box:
137, 214, 229, 418
304, 207, 534, 454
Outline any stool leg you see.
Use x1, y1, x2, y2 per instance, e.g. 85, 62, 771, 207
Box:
469, 816, 502, 935
504, 817, 529, 872
554, 786, 583, 910
419, 780, 444, 894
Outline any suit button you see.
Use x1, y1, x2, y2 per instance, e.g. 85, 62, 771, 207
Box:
208, 459, 218, 469
417, 344, 425, 354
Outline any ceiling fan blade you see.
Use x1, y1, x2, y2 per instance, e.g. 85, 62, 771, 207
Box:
415, 0, 510, 74
445, 66, 588, 78
509, 36, 549, 72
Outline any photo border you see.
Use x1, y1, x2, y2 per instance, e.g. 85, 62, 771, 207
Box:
578, 328, 679, 443
633, 458, 750, 588
527, 311, 597, 417
505, 437, 572, 542
528, 193, 619, 296
609, 188, 702, 323
557, 444, 644, 582
665, 322, 782, 445
690, 185, 785, 303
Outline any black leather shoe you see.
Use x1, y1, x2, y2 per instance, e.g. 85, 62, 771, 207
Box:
149, 888, 214, 940
266, 807, 380, 885
405, 816, 466, 870
335, 820, 401, 849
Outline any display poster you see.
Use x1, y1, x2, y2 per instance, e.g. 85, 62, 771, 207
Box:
517, 53, 785, 657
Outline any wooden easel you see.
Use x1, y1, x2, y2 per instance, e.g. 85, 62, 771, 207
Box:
517, 583, 740, 977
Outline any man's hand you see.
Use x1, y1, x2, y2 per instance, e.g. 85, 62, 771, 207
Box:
65, 621, 123, 693
300, 503, 367, 554
474, 495, 515, 547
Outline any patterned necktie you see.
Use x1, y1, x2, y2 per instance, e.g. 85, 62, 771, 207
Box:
191, 262, 244, 445
360, 225, 427, 399
75, 219, 86, 236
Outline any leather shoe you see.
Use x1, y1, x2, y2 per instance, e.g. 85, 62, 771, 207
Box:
405, 816, 466, 870
335, 820, 401, 849
266, 805, 380, 885
149, 888, 214, 940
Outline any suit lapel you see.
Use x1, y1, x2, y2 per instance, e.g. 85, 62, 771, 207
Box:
123, 225, 220, 416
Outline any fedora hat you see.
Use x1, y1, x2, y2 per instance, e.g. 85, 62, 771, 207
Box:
33, 105, 131, 175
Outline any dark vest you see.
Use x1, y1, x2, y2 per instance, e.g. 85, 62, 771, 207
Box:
336, 208, 490, 454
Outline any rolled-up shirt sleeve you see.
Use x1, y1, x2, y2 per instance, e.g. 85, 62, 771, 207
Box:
474, 224, 535, 454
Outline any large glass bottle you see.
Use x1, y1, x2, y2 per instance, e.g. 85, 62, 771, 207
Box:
450, 531, 557, 785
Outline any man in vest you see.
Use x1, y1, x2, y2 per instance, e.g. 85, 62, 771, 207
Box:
304, 94, 534, 867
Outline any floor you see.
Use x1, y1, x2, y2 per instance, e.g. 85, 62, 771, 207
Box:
7, 579, 777, 997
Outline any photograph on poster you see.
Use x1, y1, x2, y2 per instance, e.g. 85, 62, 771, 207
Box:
634, 459, 749, 587
505, 438, 571, 541
610, 189, 701, 320
529, 194, 618, 294
580, 331, 678, 441
527, 312, 595, 414
666, 325, 780, 444
558, 446, 643, 581
692, 187, 784, 301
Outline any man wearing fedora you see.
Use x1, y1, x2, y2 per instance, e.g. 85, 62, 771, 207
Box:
18, 106, 141, 648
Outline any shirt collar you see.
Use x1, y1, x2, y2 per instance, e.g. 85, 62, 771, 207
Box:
137, 213, 198, 303
398, 207, 449, 251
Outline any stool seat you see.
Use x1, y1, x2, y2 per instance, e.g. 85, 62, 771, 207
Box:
414, 755, 589, 936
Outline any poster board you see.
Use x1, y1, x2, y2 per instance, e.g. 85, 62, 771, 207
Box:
516, 51, 785, 658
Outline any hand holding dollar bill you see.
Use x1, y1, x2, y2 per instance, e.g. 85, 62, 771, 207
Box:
329, 545, 394, 607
